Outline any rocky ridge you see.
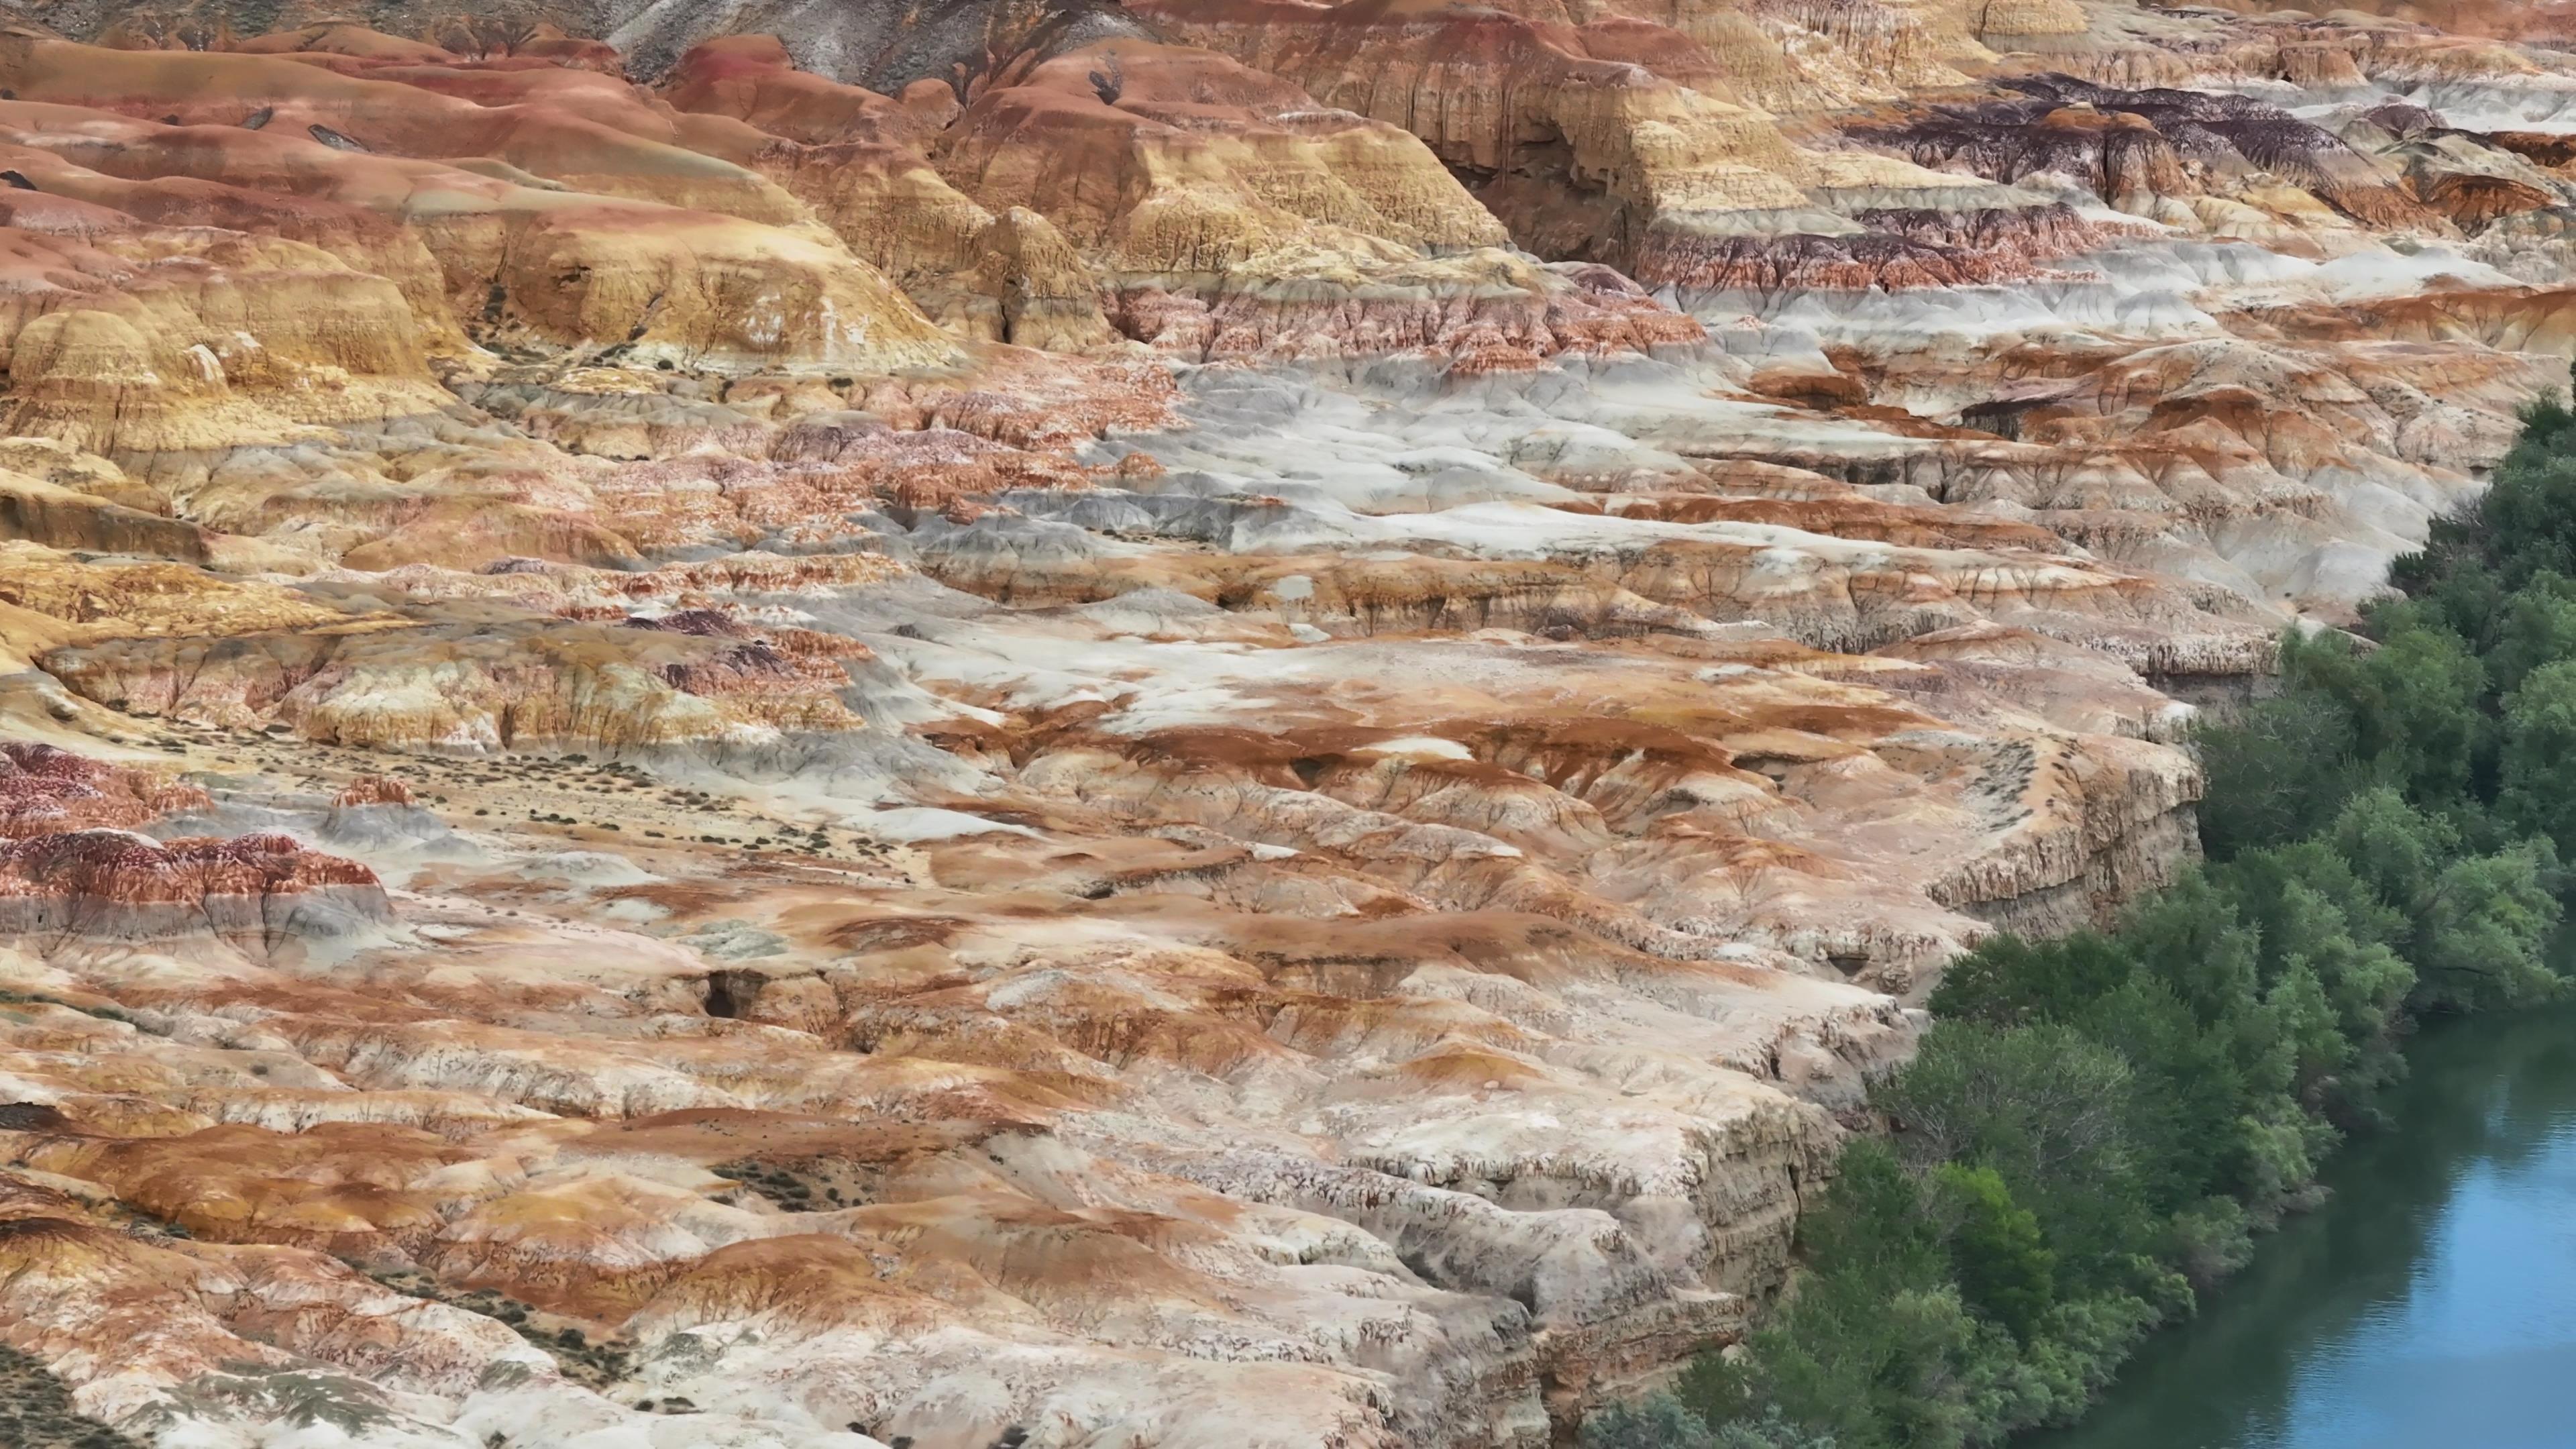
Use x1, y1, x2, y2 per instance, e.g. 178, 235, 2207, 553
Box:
0, 0, 2564, 1444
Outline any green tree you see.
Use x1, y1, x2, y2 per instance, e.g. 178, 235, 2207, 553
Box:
2394, 385, 2576, 598
2413, 842, 2562, 1012
2475, 570, 2576, 696
1927, 930, 2133, 1027
2453, 442, 2576, 590
2327, 787, 2459, 916
2068, 977, 2249, 1218
2259, 961, 2347, 1091
2215, 839, 2407, 985
2118, 872, 2268, 1033
1713, 1408, 1840, 1449
2500, 659, 2576, 860
2192, 688, 2362, 860
2214, 841, 2414, 1104
1751, 1281, 1996, 1449
1795, 1140, 1943, 1291
1583, 1393, 1719, 1449
1875, 1023, 2145, 1268
1930, 1165, 2056, 1342
2318, 788, 2563, 1012
2288, 624, 2487, 808
1726, 1144, 2008, 1448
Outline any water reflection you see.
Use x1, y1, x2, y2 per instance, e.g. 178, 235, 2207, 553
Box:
2030, 1010, 2576, 1449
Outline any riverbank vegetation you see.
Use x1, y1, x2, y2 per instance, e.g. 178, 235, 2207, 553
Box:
1600, 391, 2576, 1449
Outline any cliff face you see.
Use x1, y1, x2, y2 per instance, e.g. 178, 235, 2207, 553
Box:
0, 0, 2566, 1444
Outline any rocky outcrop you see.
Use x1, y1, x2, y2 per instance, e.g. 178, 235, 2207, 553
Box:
659, 34, 959, 147
38, 609, 868, 753
0, 743, 210, 839
0, 50, 963, 378
1850, 76, 2433, 227
938, 38, 1511, 266
0, 827, 388, 944
1132, 0, 1819, 271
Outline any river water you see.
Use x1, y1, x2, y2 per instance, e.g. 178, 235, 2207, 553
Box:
2030, 1009, 2576, 1449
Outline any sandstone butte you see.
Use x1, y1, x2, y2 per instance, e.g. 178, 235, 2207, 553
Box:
0, 0, 2561, 1442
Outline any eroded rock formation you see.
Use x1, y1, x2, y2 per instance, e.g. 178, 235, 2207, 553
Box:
0, 0, 2566, 1444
